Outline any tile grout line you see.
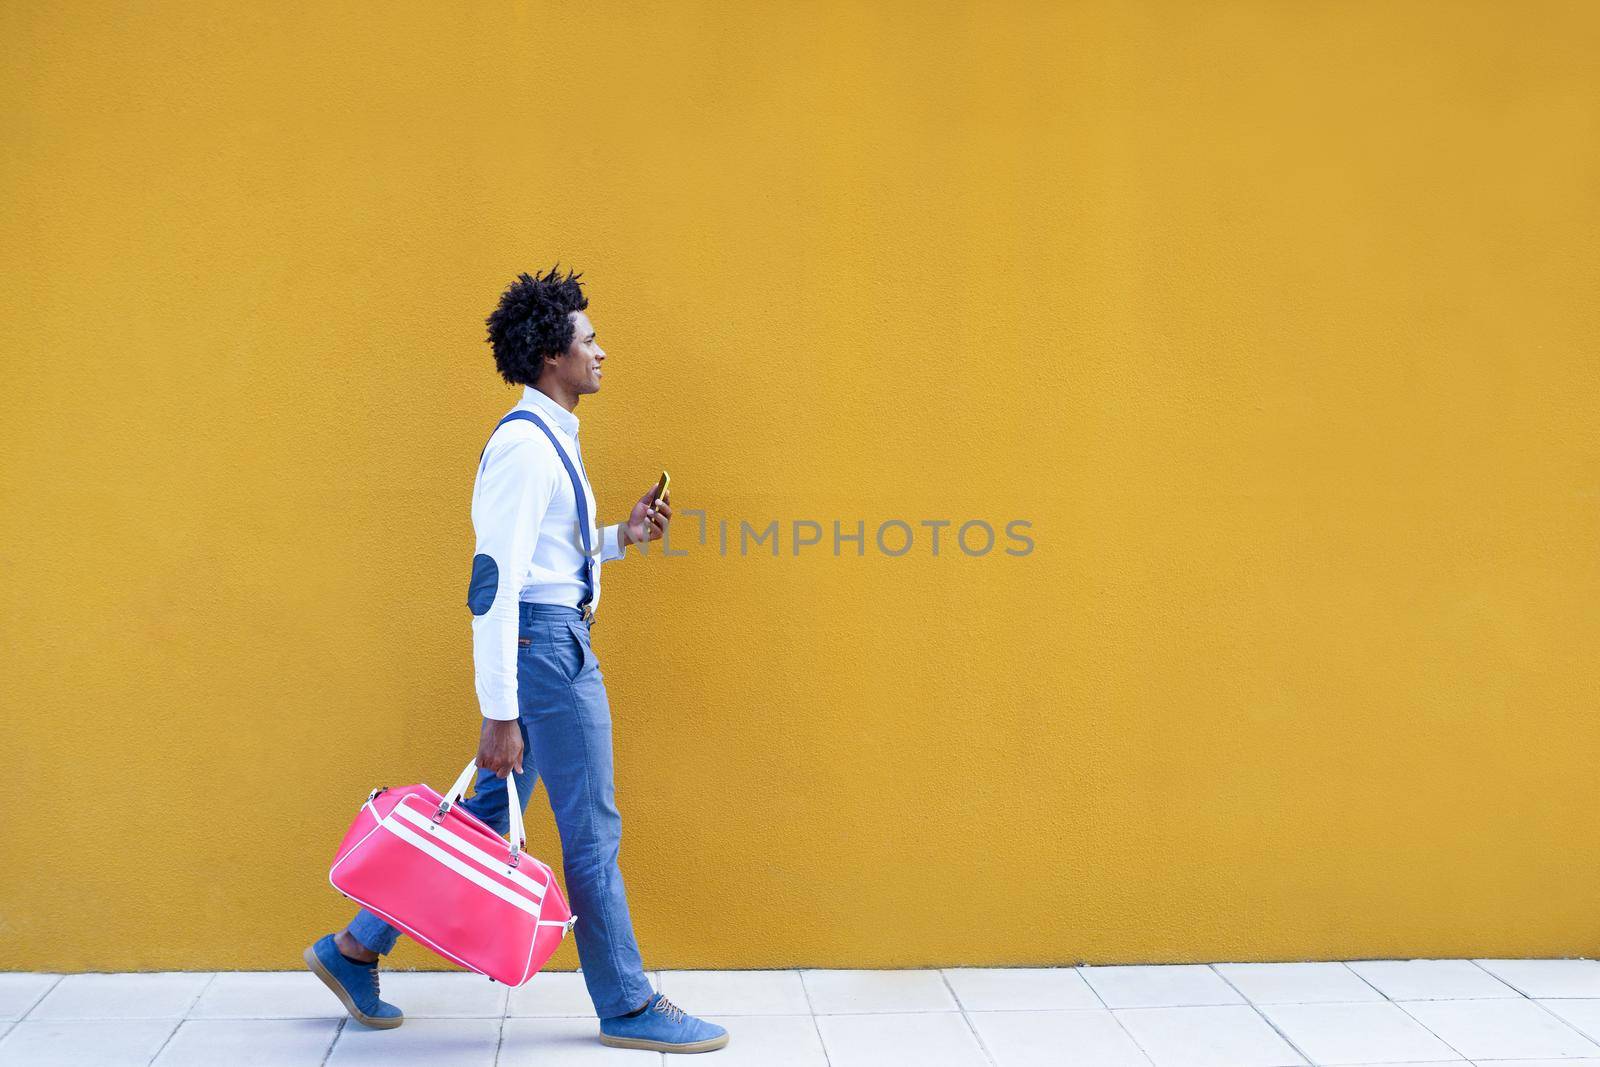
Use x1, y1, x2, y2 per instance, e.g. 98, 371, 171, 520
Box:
1398, 958, 1558, 1063
1524, 997, 1600, 1052
490, 969, 512, 1066
797, 969, 834, 1067
1206, 963, 1316, 1067
1337, 960, 1395, 1002
492, 1010, 508, 1067
16, 974, 65, 1022
140, 1018, 185, 1067
1386, 999, 1475, 1063
182, 972, 221, 1019
938, 969, 997, 1067
318, 1016, 347, 1067
144, 973, 220, 1066
1464, 954, 1600, 1045
1427, 961, 1600, 1058
1075, 965, 1157, 1067
1465, 958, 1533, 999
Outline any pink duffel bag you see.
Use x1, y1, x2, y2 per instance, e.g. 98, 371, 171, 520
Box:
328, 758, 577, 986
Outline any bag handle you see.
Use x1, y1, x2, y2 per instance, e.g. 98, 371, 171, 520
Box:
434, 758, 527, 867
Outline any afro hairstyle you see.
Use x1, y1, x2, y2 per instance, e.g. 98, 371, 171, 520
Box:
484, 263, 590, 387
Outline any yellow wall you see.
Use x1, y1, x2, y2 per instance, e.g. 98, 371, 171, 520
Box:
2, 0, 1597, 972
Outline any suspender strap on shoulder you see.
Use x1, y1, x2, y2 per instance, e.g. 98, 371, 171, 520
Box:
478, 409, 595, 619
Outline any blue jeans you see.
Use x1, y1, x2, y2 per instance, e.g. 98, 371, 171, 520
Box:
347, 602, 656, 1019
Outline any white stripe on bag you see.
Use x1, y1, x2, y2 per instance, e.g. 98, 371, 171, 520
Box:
380, 819, 542, 918
391, 801, 547, 901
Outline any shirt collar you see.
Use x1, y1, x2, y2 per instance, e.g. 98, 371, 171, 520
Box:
518, 385, 580, 437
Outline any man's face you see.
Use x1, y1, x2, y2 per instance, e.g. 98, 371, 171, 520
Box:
546, 310, 605, 395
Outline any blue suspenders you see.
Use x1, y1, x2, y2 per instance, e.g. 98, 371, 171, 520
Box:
477, 409, 596, 620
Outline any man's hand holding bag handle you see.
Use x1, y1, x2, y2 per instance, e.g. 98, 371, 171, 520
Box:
478, 715, 525, 780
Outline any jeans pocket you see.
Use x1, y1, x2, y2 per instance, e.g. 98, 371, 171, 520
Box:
546, 620, 587, 683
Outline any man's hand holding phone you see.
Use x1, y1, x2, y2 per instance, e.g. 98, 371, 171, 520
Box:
624, 471, 671, 547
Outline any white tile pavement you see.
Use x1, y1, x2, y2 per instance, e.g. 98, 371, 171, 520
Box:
944, 966, 1101, 1011
799, 968, 958, 1014
1544, 997, 1600, 1043
968, 1008, 1151, 1066
1474, 958, 1600, 999
153, 1019, 341, 1066
1211, 962, 1385, 1005
1345, 959, 1521, 1001
325, 1017, 501, 1066
1112, 1004, 1305, 1067
1079, 963, 1246, 1009
0, 960, 1597, 1065
657, 970, 810, 1015
0, 974, 62, 1020
28, 973, 214, 1021
1397, 997, 1600, 1060
814, 1011, 988, 1067
0, 1019, 180, 1066
690, 1015, 827, 1066
1255, 1001, 1462, 1063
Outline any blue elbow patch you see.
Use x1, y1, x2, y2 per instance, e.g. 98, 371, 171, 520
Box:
466, 553, 498, 615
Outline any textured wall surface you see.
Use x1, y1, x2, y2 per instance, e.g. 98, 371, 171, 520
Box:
2, 1, 1597, 972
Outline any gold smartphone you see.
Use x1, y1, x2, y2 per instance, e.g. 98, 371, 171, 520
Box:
652, 470, 670, 506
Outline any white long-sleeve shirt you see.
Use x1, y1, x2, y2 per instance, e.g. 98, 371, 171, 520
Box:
467, 386, 628, 721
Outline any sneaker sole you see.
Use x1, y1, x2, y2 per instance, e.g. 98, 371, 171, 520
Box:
599, 1031, 730, 1053
302, 945, 404, 1030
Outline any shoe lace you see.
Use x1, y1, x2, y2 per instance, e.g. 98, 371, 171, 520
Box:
364, 963, 381, 998
651, 994, 686, 1025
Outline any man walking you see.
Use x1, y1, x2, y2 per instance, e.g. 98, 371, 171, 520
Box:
305, 265, 729, 1054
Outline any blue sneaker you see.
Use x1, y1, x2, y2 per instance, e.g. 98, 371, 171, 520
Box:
303, 934, 404, 1029
599, 991, 729, 1053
